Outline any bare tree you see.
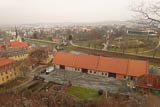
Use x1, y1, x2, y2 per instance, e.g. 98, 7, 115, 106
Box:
131, 0, 160, 26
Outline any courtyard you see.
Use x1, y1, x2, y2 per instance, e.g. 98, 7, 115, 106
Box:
39, 70, 136, 96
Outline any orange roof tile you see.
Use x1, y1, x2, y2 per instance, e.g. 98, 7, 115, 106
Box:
0, 44, 3, 47
0, 58, 14, 67
53, 52, 76, 67
127, 60, 148, 76
53, 52, 148, 77
97, 57, 128, 75
74, 54, 99, 70
7, 41, 28, 48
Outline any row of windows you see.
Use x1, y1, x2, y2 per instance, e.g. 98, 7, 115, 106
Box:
89, 70, 107, 76
0, 68, 16, 76
75, 68, 80, 71
1, 72, 17, 81
0, 64, 15, 71
14, 54, 26, 58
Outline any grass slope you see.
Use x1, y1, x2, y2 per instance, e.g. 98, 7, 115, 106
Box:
67, 86, 100, 99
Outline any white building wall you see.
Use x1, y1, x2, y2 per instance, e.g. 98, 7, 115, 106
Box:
55, 64, 60, 69
54, 64, 110, 77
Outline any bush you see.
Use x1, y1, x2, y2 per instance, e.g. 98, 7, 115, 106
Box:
98, 90, 103, 95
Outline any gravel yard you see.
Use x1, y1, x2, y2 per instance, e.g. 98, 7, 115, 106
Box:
39, 70, 135, 96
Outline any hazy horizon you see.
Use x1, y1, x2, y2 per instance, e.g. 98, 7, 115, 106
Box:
0, 0, 134, 25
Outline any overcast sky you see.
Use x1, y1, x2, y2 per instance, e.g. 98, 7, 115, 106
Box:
0, 0, 134, 24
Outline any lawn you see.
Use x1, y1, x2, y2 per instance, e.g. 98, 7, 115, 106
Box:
25, 38, 56, 46
75, 41, 103, 49
66, 86, 100, 99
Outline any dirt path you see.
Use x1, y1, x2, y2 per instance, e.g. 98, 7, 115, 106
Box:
138, 41, 160, 54
70, 40, 160, 59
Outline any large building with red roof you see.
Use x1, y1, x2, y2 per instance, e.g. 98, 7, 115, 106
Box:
53, 52, 148, 80
7, 41, 28, 49
0, 58, 20, 84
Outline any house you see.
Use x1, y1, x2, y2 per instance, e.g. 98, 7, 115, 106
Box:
53, 52, 148, 80
136, 74, 160, 91
0, 44, 29, 61
52, 38, 63, 43
0, 58, 20, 85
0, 44, 4, 51
7, 41, 28, 49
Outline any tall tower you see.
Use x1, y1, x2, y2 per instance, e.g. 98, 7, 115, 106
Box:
15, 26, 22, 42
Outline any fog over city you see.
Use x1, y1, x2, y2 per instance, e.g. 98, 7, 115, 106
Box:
0, 0, 133, 24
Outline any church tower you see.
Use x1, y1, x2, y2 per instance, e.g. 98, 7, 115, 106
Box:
15, 26, 22, 42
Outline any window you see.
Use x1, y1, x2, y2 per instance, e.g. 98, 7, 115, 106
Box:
102, 73, 104, 75
4, 66, 7, 70
94, 71, 96, 74
2, 78, 4, 81
6, 76, 8, 79
1, 72, 3, 76
90, 71, 92, 73
6, 71, 8, 74
10, 70, 12, 74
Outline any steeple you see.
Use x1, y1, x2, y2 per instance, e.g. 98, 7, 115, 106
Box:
14, 26, 22, 42
15, 26, 18, 38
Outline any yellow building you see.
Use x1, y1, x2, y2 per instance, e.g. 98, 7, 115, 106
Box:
0, 48, 29, 61
9, 54, 28, 61
0, 58, 20, 85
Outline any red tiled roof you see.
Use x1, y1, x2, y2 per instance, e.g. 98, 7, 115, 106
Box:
97, 57, 128, 75
53, 52, 76, 67
136, 74, 160, 90
75, 54, 99, 70
127, 60, 148, 76
53, 52, 148, 77
0, 44, 4, 50
0, 44, 3, 47
7, 41, 28, 48
0, 58, 14, 67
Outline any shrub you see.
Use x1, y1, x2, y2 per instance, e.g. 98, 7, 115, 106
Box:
98, 90, 103, 95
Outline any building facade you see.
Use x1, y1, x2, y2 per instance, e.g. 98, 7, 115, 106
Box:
0, 48, 29, 61
53, 52, 148, 80
0, 58, 20, 85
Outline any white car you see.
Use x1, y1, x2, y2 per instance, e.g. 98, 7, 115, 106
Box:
46, 66, 54, 74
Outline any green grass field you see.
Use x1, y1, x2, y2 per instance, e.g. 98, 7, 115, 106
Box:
25, 38, 56, 46
66, 86, 100, 99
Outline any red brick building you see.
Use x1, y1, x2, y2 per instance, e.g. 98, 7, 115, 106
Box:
7, 41, 28, 49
